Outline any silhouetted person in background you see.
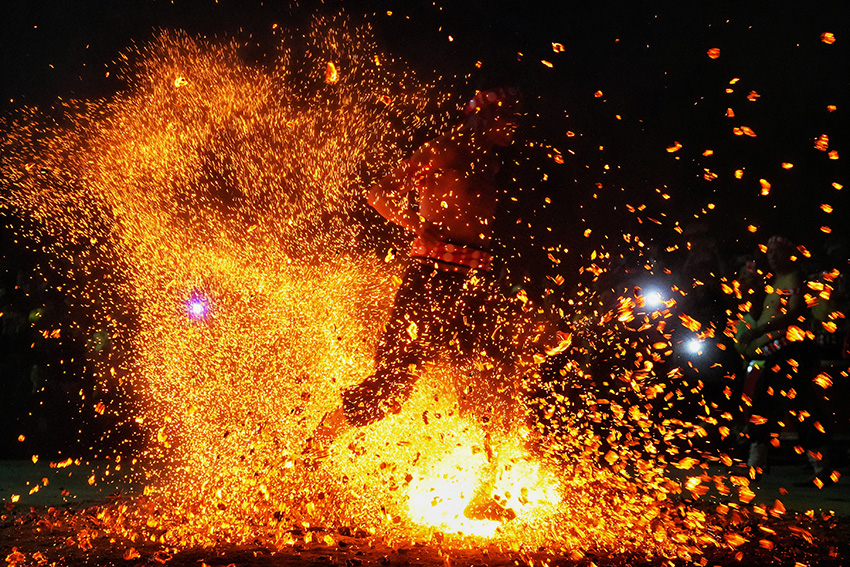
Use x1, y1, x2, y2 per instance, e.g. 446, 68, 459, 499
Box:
737, 236, 833, 485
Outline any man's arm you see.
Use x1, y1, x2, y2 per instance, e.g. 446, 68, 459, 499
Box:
366, 173, 418, 232
739, 272, 806, 349
366, 147, 431, 233
751, 288, 805, 338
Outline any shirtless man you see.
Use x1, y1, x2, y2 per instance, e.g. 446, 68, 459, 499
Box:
309, 88, 524, 516
736, 236, 830, 483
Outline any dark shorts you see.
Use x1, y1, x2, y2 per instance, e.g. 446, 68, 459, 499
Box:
342, 262, 518, 427
748, 340, 830, 447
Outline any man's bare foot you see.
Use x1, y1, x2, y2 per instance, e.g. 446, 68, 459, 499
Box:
302, 407, 350, 465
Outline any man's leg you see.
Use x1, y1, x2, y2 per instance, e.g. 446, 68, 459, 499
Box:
309, 264, 440, 452
791, 344, 835, 484
747, 343, 815, 477
453, 272, 521, 431
448, 272, 525, 521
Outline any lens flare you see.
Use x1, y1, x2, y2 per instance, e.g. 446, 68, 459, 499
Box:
684, 338, 704, 355
187, 296, 209, 319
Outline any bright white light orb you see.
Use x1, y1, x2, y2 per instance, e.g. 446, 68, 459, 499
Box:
685, 338, 704, 355
187, 298, 209, 319
643, 289, 665, 310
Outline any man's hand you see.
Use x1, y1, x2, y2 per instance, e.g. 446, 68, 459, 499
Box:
416, 220, 446, 245
737, 327, 757, 348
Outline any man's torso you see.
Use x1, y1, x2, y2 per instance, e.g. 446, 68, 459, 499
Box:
415, 137, 499, 249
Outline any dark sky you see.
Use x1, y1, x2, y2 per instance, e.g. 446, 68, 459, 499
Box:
2, 0, 848, 260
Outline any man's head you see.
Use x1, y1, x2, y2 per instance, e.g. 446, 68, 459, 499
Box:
463, 87, 523, 146
766, 235, 796, 273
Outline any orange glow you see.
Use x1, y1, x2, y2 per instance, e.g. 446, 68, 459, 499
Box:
325, 61, 339, 83
552, 42, 565, 52
759, 179, 771, 195
406, 435, 558, 537
666, 141, 682, 153
781, 162, 793, 169
707, 48, 720, 59
814, 134, 829, 151
821, 203, 833, 213
821, 32, 836, 44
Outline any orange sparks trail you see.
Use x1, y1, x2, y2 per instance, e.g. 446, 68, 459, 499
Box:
0, 15, 789, 565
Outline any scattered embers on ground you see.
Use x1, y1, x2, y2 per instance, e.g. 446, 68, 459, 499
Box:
1, 498, 848, 567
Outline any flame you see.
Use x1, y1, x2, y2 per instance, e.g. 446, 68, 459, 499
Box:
406, 434, 558, 538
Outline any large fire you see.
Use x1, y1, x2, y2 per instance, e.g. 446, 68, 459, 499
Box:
1, 13, 807, 564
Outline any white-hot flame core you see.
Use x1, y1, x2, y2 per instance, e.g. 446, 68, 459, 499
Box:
406, 436, 560, 538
